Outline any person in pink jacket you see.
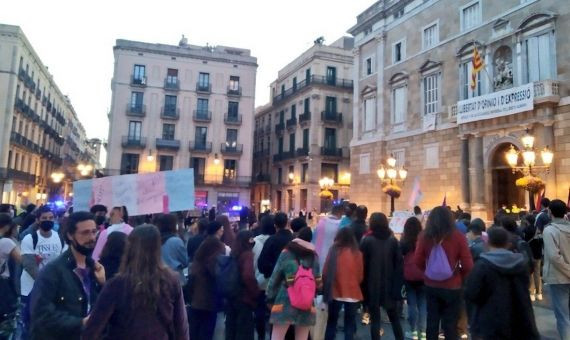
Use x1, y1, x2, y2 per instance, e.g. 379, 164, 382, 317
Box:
92, 206, 133, 261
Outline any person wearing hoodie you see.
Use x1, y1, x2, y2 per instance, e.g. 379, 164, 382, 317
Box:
349, 205, 368, 243
361, 212, 404, 340
339, 202, 357, 229
465, 226, 539, 340
543, 199, 570, 340
466, 219, 487, 262
155, 213, 188, 285
266, 227, 322, 340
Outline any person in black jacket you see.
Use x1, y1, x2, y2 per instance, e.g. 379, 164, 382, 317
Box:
465, 226, 540, 340
29, 212, 105, 340
349, 205, 368, 243
187, 218, 209, 263
500, 216, 534, 273
257, 212, 293, 278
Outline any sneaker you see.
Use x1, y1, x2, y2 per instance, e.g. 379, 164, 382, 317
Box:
438, 333, 445, 339
361, 312, 370, 325
405, 331, 419, 339
460, 334, 469, 339
537, 293, 543, 301
420, 332, 427, 340
530, 294, 536, 302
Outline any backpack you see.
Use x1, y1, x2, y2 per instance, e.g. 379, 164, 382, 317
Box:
287, 258, 316, 311
215, 255, 241, 299
425, 241, 454, 281
32, 230, 65, 250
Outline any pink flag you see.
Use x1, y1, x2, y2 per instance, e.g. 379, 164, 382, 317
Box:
442, 193, 447, 207
407, 176, 423, 209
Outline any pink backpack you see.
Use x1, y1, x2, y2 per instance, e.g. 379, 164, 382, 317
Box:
287, 260, 316, 311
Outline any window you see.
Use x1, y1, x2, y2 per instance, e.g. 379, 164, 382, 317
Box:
392, 86, 407, 124
228, 101, 239, 117
460, 60, 481, 99
159, 155, 174, 171
425, 144, 440, 169
198, 72, 210, 86
279, 110, 285, 124
128, 121, 141, 140
166, 68, 178, 84
359, 153, 370, 174
325, 97, 337, 114
461, 1, 481, 32
292, 77, 297, 91
422, 22, 439, 49
229, 76, 240, 91
195, 127, 207, 146
162, 124, 175, 140
305, 68, 311, 83
392, 149, 406, 167
321, 163, 338, 182
291, 104, 296, 118
133, 65, 145, 80
226, 129, 238, 146
281, 84, 285, 95
326, 67, 336, 85
302, 129, 309, 150
165, 95, 177, 114
223, 160, 237, 179
120, 154, 139, 175
197, 98, 209, 114
130, 92, 143, 111
364, 98, 376, 131
366, 58, 372, 76
423, 73, 439, 115
393, 40, 406, 63
301, 163, 308, 183
304, 98, 310, 113
526, 33, 553, 82
324, 128, 337, 149
191, 157, 205, 180
277, 168, 282, 184
289, 133, 295, 152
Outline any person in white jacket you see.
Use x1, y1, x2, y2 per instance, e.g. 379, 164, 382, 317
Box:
543, 199, 570, 340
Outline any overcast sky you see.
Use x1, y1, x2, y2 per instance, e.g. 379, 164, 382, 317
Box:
1, 0, 371, 140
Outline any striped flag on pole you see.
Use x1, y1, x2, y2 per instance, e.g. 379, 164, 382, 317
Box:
442, 193, 447, 207
470, 46, 484, 90
407, 176, 423, 209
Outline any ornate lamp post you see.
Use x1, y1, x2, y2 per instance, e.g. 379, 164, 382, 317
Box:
319, 176, 334, 212
505, 129, 553, 211
77, 163, 94, 177
377, 154, 407, 216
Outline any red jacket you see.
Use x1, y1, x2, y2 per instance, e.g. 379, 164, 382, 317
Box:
414, 229, 473, 289
404, 250, 424, 282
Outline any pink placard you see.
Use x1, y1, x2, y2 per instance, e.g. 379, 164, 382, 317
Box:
135, 172, 166, 214
91, 176, 113, 208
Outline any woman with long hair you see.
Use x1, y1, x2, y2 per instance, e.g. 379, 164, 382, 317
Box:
323, 227, 363, 340
216, 214, 236, 249
98, 231, 127, 280
414, 206, 473, 340
225, 230, 260, 340
360, 212, 404, 340
83, 224, 189, 340
400, 216, 426, 340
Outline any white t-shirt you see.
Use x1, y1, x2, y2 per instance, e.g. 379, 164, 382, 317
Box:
0, 237, 17, 278
20, 231, 66, 296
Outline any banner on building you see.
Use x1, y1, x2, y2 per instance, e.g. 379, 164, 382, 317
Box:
73, 169, 195, 216
423, 113, 437, 132
457, 83, 534, 124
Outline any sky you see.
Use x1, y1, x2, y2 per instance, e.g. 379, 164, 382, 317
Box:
1, 0, 372, 140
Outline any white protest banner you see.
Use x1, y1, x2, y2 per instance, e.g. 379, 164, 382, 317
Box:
73, 169, 195, 215
389, 211, 414, 234
457, 83, 533, 124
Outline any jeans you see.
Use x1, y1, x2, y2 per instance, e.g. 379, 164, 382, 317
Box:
189, 307, 217, 340
255, 291, 269, 340
15, 295, 30, 340
425, 287, 462, 340
370, 306, 404, 340
530, 259, 543, 295
549, 284, 570, 340
405, 282, 427, 333
225, 300, 255, 340
324, 300, 359, 340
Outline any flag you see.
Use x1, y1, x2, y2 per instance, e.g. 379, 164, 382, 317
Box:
407, 176, 423, 209
470, 46, 484, 90
536, 189, 545, 211
442, 193, 447, 207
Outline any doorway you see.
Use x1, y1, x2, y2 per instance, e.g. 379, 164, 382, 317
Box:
491, 143, 526, 213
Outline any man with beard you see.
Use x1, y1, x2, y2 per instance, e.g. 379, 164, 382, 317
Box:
29, 211, 105, 340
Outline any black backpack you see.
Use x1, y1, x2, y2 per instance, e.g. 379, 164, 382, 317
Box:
0, 237, 18, 322
215, 255, 241, 300
31, 230, 65, 250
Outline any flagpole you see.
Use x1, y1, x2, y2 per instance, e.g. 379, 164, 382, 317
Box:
471, 40, 493, 91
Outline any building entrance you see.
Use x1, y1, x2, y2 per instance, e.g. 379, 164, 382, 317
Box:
490, 143, 526, 213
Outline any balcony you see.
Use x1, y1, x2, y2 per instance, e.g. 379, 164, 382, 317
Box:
265, 125, 271, 134
286, 117, 297, 129
189, 141, 212, 153
253, 174, 271, 183
253, 149, 270, 158
296, 147, 309, 157
220, 143, 243, 155
5, 168, 36, 184
35, 89, 41, 100
224, 113, 242, 125
18, 69, 27, 81
156, 138, 181, 150
196, 82, 211, 94
121, 136, 146, 149
131, 76, 147, 87
193, 110, 212, 122
275, 122, 285, 134
272, 74, 354, 104
273, 151, 293, 162
126, 104, 146, 117
10, 131, 38, 153
164, 78, 180, 91
227, 86, 242, 97
320, 147, 344, 158
321, 111, 343, 125
299, 112, 311, 124
161, 106, 180, 120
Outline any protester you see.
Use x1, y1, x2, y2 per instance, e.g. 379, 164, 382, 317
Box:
323, 227, 363, 340
98, 231, 127, 280
0, 214, 21, 340
92, 206, 133, 261
400, 216, 426, 340
258, 212, 293, 279
467, 218, 487, 261
29, 211, 104, 340
500, 215, 534, 272
155, 213, 188, 285
455, 212, 471, 234
360, 212, 404, 340
542, 199, 570, 340
522, 213, 544, 301
83, 224, 189, 340
535, 197, 552, 233
188, 221, 226, 339
13, 204, 36, 229
217, 214, 236, 249
267, 227, 321, 340
252, 214, 276, 340
414, 206, 473, 340
465, 226, 539, 339
225, 230, 260, 340
339, 203, 357, 228
90, 204, 108, 231
313, 203, 343, 270
187, 217, 209, 263
350, 205, 368, 243
290, 217, 308, 234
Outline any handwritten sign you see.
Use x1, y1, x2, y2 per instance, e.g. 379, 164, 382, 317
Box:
389, 211, 414, 234
73, 169, 195, 216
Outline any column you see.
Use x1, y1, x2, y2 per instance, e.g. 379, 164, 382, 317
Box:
460, 136, 471, 209
469, 135, 485, 213
352, 48, 360, 141
543, 120, 557, 197
375, 33, 385, 136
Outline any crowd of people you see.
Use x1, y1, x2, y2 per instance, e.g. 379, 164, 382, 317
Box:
0, 196, 568, 340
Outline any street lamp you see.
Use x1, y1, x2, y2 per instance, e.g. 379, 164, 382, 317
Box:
319, 177, 335, 212
378, 153, 407, 216
77, 164, 93, 177
50, 171, 65, 183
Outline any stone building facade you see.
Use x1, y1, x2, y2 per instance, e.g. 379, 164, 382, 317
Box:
106, 38, 257, 213
349, 0, 569, 219
252, 37, 354, 213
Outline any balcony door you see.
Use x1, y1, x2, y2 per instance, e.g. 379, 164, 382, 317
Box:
128, 121, 141, 141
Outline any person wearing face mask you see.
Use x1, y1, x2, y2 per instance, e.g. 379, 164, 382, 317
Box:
18, 206, 66, 340
91, 206, 133, 261
89, 204, 108, 233
29, 211, 105, 340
